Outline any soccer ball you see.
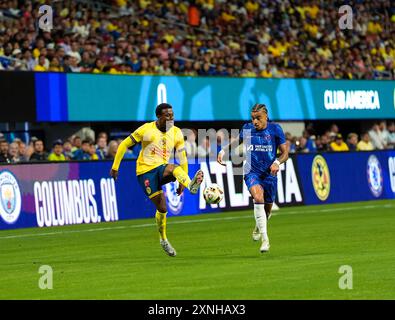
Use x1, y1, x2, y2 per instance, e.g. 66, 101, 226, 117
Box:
203, 184, 224, 204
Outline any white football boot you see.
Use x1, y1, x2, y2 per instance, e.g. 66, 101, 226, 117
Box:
160, 239, 177, 257
188, 170, 204, 194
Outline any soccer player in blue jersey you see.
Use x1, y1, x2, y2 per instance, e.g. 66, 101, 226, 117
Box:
217, 104, 288, 253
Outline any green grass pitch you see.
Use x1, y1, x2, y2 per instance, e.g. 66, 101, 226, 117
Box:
0, 199, 394, 300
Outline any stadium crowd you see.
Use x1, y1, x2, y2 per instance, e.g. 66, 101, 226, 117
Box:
0, 0, 394, 79
0, 121, 395, 164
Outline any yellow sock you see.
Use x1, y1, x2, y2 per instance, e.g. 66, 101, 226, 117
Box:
173, 166, 191, 189
155, 210, 167, 240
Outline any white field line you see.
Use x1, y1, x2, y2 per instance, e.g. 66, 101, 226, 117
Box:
0, 203, 393, 240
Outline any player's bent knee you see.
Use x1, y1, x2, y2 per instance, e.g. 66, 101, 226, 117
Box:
157, 207, 167, 214
253, 197, 265, 204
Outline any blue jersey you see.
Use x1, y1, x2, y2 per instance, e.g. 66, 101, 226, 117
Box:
240, 122, 286, 176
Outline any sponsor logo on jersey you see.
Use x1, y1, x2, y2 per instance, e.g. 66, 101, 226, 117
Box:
0, 171, 22, 224
245, 145, 273, 152
367, 155, 383, 197
311, 155, 331, 201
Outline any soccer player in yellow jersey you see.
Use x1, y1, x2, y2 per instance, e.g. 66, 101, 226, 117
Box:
110, 103, 204, 257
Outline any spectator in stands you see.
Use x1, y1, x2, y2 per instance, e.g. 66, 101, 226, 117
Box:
303, 130, 317, 152
387, 122, 395, 149
62, 55, 73, 73
357, 132, 374, 151
97, 132, 109, 142
68, 52, 82, 73
317, 134, 330, 152
16, 141, 29, 161
295, 137, 309, 153
347, 133, 359, 151
29, 139, 48, 161
369, 123, 386, 150
22, 50, 36, 71
329, 124, 339, 141
71, 136, 82, 152
285, 132, 294, 153
48, 57, 63, 72
33, 54, 48, 72
379, 121, 390, 146
48, 140, 66, 161
314, 135, 322, 151
8, 142, 22, 163
72, 139, 91, 160
96, 136, 108, 160
88, 141, 99, 160
106, 140, 119, 160
188, 1, 201, 27
330, 134, 349, 152
0, 0, 393, 79
0, 139, 10, 163
63, 140, 73, 160
26, 137, 36, 159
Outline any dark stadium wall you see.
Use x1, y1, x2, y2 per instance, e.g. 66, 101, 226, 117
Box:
0, 72, 36, 122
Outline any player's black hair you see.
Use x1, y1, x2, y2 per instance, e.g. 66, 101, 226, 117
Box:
251, 103, 268, 114
155, 103, 173, 117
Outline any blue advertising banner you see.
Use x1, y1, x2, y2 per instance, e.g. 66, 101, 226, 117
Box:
33, 72, 395, 122
296, 150, 395, 205
1, 151, 394, 231
0, 161, 222, 231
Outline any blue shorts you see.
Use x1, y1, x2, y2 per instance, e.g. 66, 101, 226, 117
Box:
244, 172, 277, 204
137, 164, 176, 199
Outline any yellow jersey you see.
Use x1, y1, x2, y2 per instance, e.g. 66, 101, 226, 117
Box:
48, 153, 66, 161
330, 141, 349, 152
357, 141, 374, 151
131, 121, 185, 175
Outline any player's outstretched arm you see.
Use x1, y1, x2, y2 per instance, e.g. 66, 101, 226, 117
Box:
217, 137, 242, 166
110, 136, 135, 180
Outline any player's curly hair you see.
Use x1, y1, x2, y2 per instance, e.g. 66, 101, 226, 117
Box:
155, 103, 173, 117
252, 103, 268, 114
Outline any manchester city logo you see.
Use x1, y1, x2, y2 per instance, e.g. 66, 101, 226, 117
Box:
0, 171, 22, 224
367, 155, 383, 197
164, 181, 184, 215
311, 155, 331, 201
